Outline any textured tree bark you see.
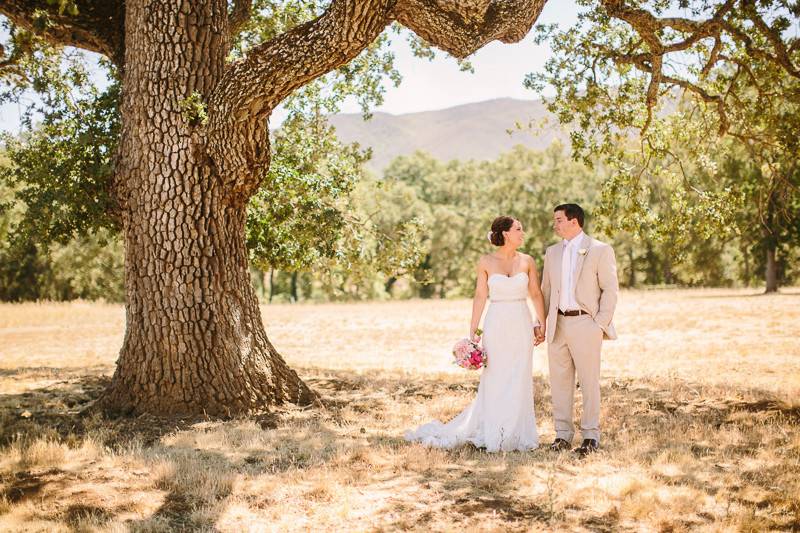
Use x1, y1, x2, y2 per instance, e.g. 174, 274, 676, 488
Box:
101, 0, 316, 416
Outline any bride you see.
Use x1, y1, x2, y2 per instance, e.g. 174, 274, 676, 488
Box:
404, 216, 547, 452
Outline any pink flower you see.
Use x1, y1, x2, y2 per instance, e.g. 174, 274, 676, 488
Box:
452, 338, 486, 371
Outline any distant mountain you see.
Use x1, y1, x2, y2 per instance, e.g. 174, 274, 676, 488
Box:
326, 97, 569, 173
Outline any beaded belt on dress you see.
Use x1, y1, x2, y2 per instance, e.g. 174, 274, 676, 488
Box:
490, 298, 526, 302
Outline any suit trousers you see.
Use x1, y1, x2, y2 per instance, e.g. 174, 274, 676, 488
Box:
548, 314, 603, 442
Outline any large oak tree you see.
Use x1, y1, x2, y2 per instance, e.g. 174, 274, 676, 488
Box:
0, 0, 546, 416
2, 0, 796, 416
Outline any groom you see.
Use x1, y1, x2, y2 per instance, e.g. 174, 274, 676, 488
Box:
534, 204, 619, 456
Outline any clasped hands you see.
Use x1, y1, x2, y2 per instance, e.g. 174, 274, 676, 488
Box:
472, 325, 546, 345
533, 324, 546, 346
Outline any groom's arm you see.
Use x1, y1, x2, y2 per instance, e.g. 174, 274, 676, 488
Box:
595, 245, 619, 329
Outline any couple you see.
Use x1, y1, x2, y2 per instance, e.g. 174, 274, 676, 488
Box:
405, 203, 619, 455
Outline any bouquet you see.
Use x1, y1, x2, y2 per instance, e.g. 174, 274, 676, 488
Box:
452, 328, 487, 370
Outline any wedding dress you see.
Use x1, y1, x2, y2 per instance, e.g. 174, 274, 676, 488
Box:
404, 272, 539, 451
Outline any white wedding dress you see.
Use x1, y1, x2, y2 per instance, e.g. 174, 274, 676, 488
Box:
404, 272, 539, 452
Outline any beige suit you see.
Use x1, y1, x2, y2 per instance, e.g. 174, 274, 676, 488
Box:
540, 233, 619, 442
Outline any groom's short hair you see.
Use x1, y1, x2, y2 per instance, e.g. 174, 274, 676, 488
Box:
554, 203, 585, 227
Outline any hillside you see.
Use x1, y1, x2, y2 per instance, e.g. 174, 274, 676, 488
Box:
326, 97, 568, 172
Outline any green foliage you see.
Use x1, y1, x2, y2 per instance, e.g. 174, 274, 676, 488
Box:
528, 0, 800, 287
179, 92, 208, 126
0, 17, 89, 108
44, 1, 79, 17
247, 108, 425, 301
0, 230, 125, 302
378, 145, 601, 298
247, 111, 366, 271
312, 174, 425, 300
0, 76, 120, 245
0, 161, 124, 301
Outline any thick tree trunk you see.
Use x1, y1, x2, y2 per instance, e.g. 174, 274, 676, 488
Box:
101, 0, 316, 416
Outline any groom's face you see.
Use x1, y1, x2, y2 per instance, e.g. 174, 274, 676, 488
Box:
553, 210, 580, 239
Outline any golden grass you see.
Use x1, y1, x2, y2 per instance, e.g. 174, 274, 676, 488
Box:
0, 288, 799, 531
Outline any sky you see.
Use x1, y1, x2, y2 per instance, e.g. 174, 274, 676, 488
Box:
0, 2, 581, 133
277, 2, 581, 120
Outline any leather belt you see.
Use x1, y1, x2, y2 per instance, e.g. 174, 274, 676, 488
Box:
558, 309, 589, 317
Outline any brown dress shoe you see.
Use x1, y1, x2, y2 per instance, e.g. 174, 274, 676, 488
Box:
574, 438, 599, 457
549, 438, 571, 451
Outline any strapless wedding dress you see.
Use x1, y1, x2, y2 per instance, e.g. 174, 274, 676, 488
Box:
404, 272, 539, 452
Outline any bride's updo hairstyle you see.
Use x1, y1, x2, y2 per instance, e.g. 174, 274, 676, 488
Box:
489, 216, 516, 246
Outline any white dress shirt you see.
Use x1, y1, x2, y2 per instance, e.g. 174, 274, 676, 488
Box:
559, 231, 585, 312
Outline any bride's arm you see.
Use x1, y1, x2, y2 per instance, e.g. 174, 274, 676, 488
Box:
469, 257, 489, 340
527, 256, 546, 336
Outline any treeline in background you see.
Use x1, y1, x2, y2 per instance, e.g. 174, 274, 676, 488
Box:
2, 131, 798, 303
2, 5, 799, 304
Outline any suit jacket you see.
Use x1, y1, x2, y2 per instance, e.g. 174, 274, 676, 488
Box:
540, 233, 619, 343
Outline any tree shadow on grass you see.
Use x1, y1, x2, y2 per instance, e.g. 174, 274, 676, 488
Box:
0, 372, 337, 529
0, 365, 113, 379
1, 368, 798, 530
321, 370, 799, 531
0, 374, 213, 449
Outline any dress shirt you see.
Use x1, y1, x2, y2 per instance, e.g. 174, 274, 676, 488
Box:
558, 231, 585, 312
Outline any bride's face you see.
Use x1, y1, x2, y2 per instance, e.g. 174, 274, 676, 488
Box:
505, 220, 524, 247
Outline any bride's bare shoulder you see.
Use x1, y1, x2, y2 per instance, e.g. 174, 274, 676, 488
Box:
519, 253, 538, 269
477, 254, 494, 267
476, 255, 494, 277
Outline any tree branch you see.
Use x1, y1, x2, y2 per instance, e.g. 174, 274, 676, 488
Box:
738, 0, 800, 78
0, 0, 124, 66
392, 0, 546, 59
206, 0, 395, 200
609, 51, 730, 134
228, 0, 252, 39
593, 0, 800, 135
207, 0, 547, 201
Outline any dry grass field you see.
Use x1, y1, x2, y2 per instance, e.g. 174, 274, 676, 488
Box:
0, 288, 799, 532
